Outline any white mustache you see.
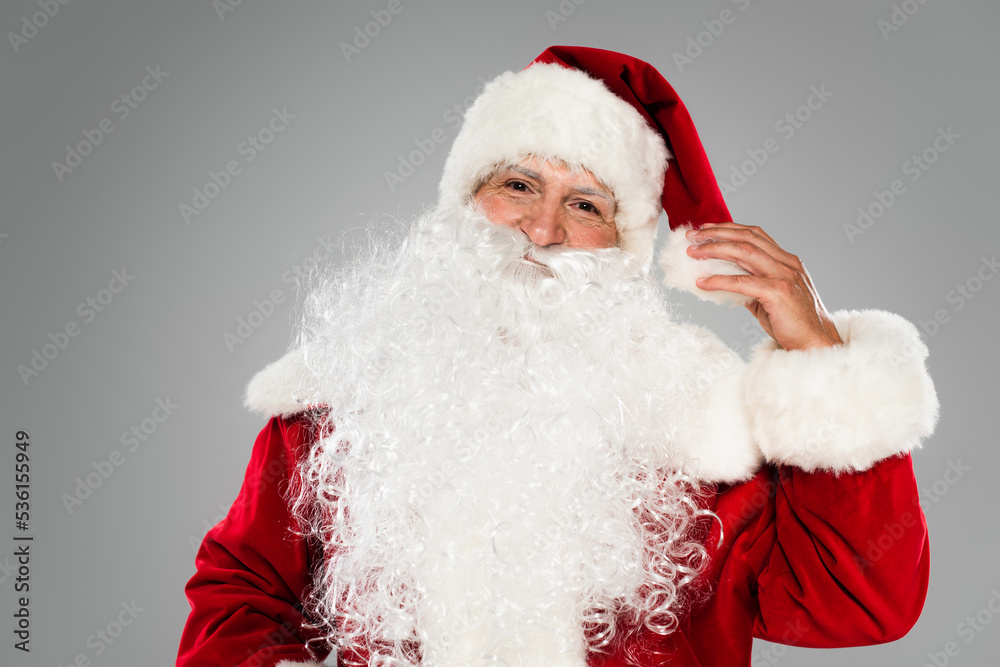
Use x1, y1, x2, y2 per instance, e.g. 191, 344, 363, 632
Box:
524, 243, 637, 286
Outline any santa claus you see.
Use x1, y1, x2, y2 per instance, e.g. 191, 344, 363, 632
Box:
177, 47, 938, 667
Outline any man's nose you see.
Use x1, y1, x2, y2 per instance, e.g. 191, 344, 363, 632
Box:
520, 198, 566, 247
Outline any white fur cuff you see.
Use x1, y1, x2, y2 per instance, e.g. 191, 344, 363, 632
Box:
745, 309, 939, 473
245, 348, 316, 417
659, 224, 753, 307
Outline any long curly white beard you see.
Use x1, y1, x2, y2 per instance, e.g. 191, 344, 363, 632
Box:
292, 205, 713, 667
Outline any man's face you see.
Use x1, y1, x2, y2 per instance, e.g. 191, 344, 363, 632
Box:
473, 157, 618, 251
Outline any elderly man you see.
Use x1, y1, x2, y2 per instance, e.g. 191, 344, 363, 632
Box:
178, 47, 938, 666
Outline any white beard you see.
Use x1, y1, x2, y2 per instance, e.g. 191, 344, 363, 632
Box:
293, 205, 714, 667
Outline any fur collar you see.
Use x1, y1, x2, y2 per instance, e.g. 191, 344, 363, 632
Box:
246, 309, 938, 485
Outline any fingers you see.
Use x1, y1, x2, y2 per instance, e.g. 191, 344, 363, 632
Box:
687, 223, 803, 273
684, 222, 843, 350
695, 271, 803, 304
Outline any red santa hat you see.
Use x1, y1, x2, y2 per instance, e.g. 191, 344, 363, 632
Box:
437, 45, 733, 274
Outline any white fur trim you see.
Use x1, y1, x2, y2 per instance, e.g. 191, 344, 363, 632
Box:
244, 348, 316, 417
688, 365, 763, 483
437, 63, 669, 268
745, 309, 939, 473
275, 661, 324, 667
243, 333, 765, 483
244, 311, 938, 480
672, 324, 762, 483
658, 224, 753, 306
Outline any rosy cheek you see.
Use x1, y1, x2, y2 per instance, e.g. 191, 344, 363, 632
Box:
476, 193, 504, 223
572, 227, 616, 249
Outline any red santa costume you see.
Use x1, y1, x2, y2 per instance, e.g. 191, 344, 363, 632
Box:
177, 47, 938, 667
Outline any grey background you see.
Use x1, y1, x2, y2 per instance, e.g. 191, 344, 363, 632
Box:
2, 0, 997, 665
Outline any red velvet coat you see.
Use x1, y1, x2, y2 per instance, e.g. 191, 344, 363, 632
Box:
177, 413, 929, 667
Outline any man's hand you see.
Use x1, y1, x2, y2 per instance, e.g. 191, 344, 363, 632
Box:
685, 222, 843, 351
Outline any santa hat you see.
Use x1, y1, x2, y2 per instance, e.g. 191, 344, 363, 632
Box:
438, 45, 739, 297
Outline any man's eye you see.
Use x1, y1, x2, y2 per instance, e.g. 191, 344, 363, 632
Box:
576, 201, 599, 214
507, 180, 529, 192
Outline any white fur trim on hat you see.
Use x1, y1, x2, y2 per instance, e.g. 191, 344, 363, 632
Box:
659, 224, 752, 306
275, 660, 324, 667
437, 62, 669, 268
745, 309, 939, 473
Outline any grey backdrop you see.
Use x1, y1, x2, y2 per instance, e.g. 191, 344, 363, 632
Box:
2, 0, 998, 665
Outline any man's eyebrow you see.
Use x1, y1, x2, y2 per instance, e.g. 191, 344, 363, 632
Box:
507, 164, 544, 181
572, 185, 615, 205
